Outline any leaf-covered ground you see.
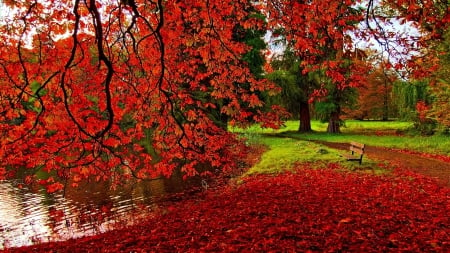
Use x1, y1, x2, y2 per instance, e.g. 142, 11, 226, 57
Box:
6, 164, 449, 252
316, 140, 450, 187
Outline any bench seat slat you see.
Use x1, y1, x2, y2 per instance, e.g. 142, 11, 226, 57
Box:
342, 154, 361, 160
344, 142, 365, 165
349, 146, 364, 154
350, 141, 365, 149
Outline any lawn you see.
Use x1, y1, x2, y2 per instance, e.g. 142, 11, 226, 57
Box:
233, 120, 450, 156
230, 120, 413, 134
241, 135, 383, 176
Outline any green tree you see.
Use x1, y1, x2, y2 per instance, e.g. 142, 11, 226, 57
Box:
267, 49, 317, 132
203, 6, 270, 130
393, 80, 431, 121
314, 82, 358, 133
316, 49, 367, 133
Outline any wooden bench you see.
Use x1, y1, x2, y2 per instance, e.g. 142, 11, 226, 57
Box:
342, 141, 365, 164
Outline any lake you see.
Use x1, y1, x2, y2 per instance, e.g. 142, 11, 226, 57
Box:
0, 171, 201, 250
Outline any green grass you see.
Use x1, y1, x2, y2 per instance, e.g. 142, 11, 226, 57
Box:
340, 120, 413, 132
231, 120, 413, 134
233, 119, 448, 178
231, 120, 328, 133
242, 134, 384, 176
234, 120, 449, 156
283, 131, 450, 156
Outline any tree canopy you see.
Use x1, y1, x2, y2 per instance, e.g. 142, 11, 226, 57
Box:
0, 0, 448, 190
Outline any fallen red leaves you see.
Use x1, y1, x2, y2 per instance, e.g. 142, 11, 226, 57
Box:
5, 165, 449, 252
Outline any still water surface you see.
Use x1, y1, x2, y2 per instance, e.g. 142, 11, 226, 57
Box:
0, 172, 199, 250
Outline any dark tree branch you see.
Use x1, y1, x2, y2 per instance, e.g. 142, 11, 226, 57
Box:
88, 0, 115, 139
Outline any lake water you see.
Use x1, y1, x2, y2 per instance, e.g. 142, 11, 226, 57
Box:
0, 171, 200, 250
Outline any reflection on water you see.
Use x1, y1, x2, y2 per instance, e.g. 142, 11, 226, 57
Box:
0, 171, 198, 250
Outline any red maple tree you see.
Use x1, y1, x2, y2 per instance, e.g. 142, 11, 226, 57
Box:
0, 0, 283, 189
346, 62, 398, 120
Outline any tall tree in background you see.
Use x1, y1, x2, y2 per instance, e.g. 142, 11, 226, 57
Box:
387, 0, 450, 133
427, 27, 450, 130
265, 1, 369, 133
265, 0, 448, 132
348, 61, 397, 120
322, 49, 370, 133
393, 79, 431, 120
267, 49, 317, 132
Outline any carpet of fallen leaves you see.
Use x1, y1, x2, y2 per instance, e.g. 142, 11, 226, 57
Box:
5, 164, 450, 253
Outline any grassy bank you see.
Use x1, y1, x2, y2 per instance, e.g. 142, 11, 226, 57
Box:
237, 124, 385, 176
243, 135, 383, 176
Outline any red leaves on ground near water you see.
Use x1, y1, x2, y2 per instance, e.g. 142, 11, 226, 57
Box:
7, 165, 450, 252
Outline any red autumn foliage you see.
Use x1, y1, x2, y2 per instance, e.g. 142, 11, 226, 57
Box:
266, 0, 369, 93
0, 0, 448, 190
416, 100, 430, 122
346, 64, 397, 120
0, 0, 284, 187
7, 165, 449, 252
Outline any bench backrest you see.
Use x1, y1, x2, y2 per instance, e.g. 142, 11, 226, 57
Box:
349, 141, 365, 155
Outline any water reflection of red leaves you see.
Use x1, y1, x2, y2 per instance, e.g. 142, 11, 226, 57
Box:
10, 164, 450, 252
46, 183, 64, 193
100, 204, 112, 214
48, 207, 65, 223
37, 177, 64, 193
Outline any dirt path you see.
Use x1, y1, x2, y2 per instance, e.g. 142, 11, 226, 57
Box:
315, 141, 450, 187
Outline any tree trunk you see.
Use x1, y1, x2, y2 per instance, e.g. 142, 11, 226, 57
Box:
219, 113, 228, 131
298, 101, 312, 132
382, 78, 389, 121
327, 110, 341, 133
